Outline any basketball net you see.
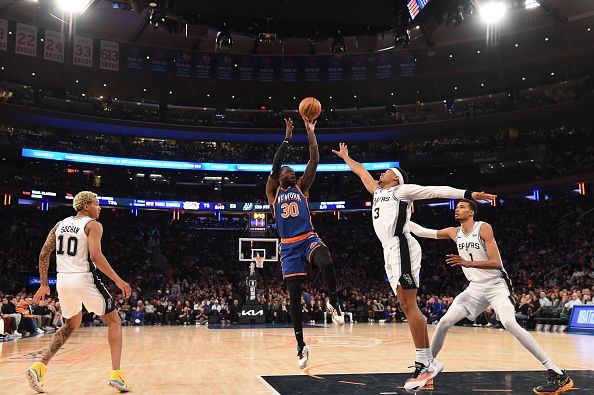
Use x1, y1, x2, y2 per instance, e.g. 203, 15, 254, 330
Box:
254, 254, 264, 269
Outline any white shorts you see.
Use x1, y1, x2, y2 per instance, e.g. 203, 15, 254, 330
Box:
383, 234, 422, 295
451, 279, 514, 320
57, 272, 114, 319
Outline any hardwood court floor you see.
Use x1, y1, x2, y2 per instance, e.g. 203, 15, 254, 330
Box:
0, 323, 592, 394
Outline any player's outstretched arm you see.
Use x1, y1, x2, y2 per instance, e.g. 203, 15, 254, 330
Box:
446, 223, 502, 270
297, 117, 319, 196
266, 118, 294, 204
332, 143, 379, 194
408, 221, 456, 240
395, 184, 497, 202
87, 221, 131, 298
33, 222, 60, 303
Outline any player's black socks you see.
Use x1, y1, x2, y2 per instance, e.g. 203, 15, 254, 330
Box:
311, 246, 340, 307
286, 278, 306, 348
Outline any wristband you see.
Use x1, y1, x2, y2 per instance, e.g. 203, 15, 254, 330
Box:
464, 190, 473, 200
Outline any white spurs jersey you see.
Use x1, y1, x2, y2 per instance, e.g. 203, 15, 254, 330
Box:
55, 216, 95, 273
456, 221, 505, 283
372, 184, 467, 247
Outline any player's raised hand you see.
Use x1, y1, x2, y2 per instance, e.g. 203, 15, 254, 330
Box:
33, 284, 50, 304
284, 118, 294, 140
446, 254, 471, 268
302, 116, 317, 134
331, 143, 349, 159
471, 191, 497, 202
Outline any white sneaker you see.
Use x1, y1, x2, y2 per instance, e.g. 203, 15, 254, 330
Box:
14, 331, 23, 338
403, 359, 444, 390
297, 345, 310, 369
325, 300, 344, 326
35, 328, 45, 334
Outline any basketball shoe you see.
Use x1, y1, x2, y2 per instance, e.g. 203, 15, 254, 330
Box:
325, 300, 344, 326
109, 370, 130, 392
26, 362, 47, 393
403, 359, 444, 390
297, 345, 310, 369
533, 370, 573, 395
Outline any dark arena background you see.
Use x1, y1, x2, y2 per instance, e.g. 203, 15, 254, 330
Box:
0, 0, 593, 394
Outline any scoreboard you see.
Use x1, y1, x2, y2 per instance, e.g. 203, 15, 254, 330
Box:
407, 0, 431, 20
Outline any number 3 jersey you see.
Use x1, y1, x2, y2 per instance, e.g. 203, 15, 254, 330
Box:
456, 221, 505, 283
55, 215, 95, 273
272, 185, 314, 241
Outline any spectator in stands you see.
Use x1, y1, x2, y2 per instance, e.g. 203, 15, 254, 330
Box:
144, 301, 156, 325
131, 306, 145, 326
539, 291, 552, 307
565, 292, 583, 309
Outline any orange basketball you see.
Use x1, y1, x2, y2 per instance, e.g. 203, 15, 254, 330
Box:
299, 97, 322, 121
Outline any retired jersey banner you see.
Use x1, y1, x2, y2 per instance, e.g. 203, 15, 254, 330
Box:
195, 53, 212, 80
99, 40, 119, 71
349, 54, 367, 81
304, 57, 321, 82
257, 57, 275, 82
281, 56, 300, 82
375, 53, 392, 79
150, 47, 168, 73
216, 54, 234, 80
328, 55, 344, 81
126, 45, 144, 71
15, 23, 37, 57
399, 51, 415, 78
43, 30, 64, 63
73, 36, 93, 67
238, 55, 255, 81
0, 18, 8, 51
175, 51, 191, 77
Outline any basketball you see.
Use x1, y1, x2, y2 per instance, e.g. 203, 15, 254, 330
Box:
299, 97, 322, 121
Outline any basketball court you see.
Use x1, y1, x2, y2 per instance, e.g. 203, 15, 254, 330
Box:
1, 323, 592, 394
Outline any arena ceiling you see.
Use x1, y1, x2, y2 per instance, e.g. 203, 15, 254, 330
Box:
0, 0, 593, 55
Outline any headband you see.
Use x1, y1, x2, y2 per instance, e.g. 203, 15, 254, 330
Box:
389, 167, 405, 185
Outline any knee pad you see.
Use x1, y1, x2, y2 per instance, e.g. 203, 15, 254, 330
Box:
311, 245, 332, 268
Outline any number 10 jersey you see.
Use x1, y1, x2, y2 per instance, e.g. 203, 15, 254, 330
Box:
55, 215, 95, 273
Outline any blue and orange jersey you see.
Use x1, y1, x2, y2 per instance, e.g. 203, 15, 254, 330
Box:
272, 185, 314, 242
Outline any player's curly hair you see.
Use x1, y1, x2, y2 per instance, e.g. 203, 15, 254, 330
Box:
73, 191, 97, 212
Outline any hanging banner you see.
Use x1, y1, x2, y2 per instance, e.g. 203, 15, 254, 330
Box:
0, 18, 8, 51
399, 51, 415, 78
73, 35, 93, 67
349, 54, 367, 81
216, 54, 233, 80
150, 47, 167, 73
375, 53, 392, 79
126, 45, 144, 71
43, 30, 64, 63
328, 55, 344, 81
257, 57, 275, 82
238, 55, 255, 81
99, 40, 119, 71
196, 53, 212, 80
175, 51, 191, 77
304, 57, 321, 82
15, 23, 37, 57
281, 57, 300, 82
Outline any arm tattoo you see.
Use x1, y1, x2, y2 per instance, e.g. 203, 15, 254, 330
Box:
41, 319, 75, 364
39, 225, 58, 287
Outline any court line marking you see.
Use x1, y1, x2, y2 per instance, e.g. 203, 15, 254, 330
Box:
257, 376, 282, 395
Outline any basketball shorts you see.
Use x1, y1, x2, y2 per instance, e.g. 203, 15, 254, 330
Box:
383, 233, 422, 294
57, 272, 115, 319
279, 233, 325, 279
450, 279, 514, 321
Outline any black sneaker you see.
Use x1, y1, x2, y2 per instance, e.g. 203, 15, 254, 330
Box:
533, 369, 573, 395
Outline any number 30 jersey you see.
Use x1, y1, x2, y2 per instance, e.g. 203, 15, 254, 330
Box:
55, 215, 95, 273
272, 186, 314, 241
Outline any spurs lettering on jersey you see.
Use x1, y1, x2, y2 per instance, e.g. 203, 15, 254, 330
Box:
55, 216, 95, 273
456, 221, 504, 283
372, 187, 411, 246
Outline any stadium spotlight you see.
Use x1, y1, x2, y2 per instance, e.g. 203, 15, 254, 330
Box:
55, 0, 92, 14
216, 27, 233, 50
331, 32, 346, 54
524, 0, 540, 9
480, 1, 508, 25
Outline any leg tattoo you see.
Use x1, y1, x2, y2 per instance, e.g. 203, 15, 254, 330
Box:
41, 321, 75, 365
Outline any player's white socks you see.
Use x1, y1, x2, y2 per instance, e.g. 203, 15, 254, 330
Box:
425, 348, 434, 364
415, 348, 430, 366
497, 304, 563, 375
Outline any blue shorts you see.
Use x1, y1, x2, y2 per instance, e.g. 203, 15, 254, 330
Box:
279, 233, 325, 279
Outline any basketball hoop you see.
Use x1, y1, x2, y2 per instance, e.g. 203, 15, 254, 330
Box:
255, 255, 264, 269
